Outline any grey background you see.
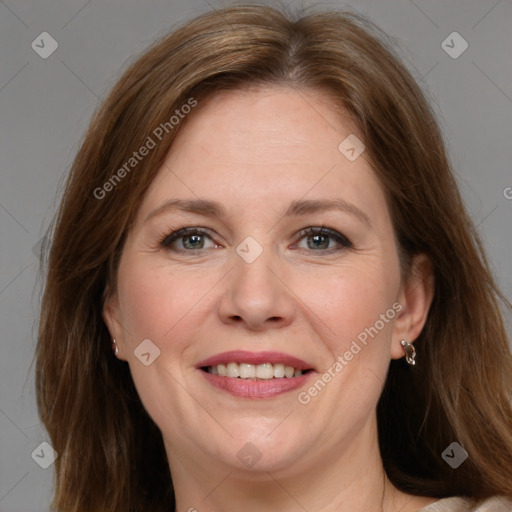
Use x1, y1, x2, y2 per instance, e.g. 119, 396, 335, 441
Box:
1, 0, 511, 510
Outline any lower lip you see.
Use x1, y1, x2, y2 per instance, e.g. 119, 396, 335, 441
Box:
200, 370, 314, 399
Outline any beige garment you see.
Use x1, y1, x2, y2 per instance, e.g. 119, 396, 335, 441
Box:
418, 496, 512, 511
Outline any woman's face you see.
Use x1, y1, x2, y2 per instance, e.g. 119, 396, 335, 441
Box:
104, 87, 430, 476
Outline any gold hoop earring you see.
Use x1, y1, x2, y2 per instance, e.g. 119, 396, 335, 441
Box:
401, 340, 416, 366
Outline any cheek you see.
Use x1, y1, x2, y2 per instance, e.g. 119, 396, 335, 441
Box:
116, 258, 213, 345
300, 263, 400, 355
115, 260, 211, 430
295, 271, 400, 433
304, 265, 401, 411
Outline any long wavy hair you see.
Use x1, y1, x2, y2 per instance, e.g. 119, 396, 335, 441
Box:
35, 4, 512, 511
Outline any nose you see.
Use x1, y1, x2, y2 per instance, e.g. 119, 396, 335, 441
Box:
217, 249, 296, 332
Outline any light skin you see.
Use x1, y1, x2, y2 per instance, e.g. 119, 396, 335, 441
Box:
104, 87, 437, 511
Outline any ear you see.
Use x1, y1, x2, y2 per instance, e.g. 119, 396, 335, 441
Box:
102, 286, 127, 360
391, 254, 434, 360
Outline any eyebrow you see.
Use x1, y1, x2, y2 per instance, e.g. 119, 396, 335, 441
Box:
144, 198, 371, 226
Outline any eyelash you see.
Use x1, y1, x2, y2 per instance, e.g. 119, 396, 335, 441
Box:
157, 226, 353, 254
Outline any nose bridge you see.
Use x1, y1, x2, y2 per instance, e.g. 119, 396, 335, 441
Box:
233, 241, 280, 309
246, 256, 278, 290
218, 236, 295, 329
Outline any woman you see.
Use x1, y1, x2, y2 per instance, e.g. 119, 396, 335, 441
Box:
35, 4, 512, 511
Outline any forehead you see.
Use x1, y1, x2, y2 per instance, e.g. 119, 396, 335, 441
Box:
134, 87, 386, 226
168, 86, 356, 167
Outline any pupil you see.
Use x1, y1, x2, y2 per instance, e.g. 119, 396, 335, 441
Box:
309, 234, 328, 249
185, 234, 203, 249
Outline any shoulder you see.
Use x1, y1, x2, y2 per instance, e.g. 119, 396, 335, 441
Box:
418, 496, 512, 512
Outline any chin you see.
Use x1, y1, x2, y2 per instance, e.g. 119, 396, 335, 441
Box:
217, 421, 312, 473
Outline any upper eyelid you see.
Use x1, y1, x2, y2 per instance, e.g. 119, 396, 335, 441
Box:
160, 226, 352, 249
294, 226, 352, 247
161, 227, 215, 243
161, 226, 344, 241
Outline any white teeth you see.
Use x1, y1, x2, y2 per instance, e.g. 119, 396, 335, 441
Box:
256, 363, 274, 379
273, 363, 285, 378
207, 362, 307, 379
226, 362, 239, 378
239, 363, 256, 379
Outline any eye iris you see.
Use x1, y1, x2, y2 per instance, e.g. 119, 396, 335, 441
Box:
183, 234, 203, 249
308, 234, 329, 250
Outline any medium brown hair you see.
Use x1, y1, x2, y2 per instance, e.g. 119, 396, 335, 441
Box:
36, 4, 512, 511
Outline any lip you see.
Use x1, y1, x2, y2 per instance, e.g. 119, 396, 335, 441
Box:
196, 350, 314, 371
201, 371, 314, 399
196, 350, 316, 399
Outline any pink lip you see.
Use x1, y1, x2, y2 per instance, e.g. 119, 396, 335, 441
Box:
196, 350, 314, 371
200, 371, 313, 399
196, 350, 316, 399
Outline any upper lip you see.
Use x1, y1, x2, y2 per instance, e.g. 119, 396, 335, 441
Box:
197, 350, 315, 371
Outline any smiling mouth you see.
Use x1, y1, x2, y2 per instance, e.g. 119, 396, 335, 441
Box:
197, 351, 316, 398
201, 362, 313, 379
